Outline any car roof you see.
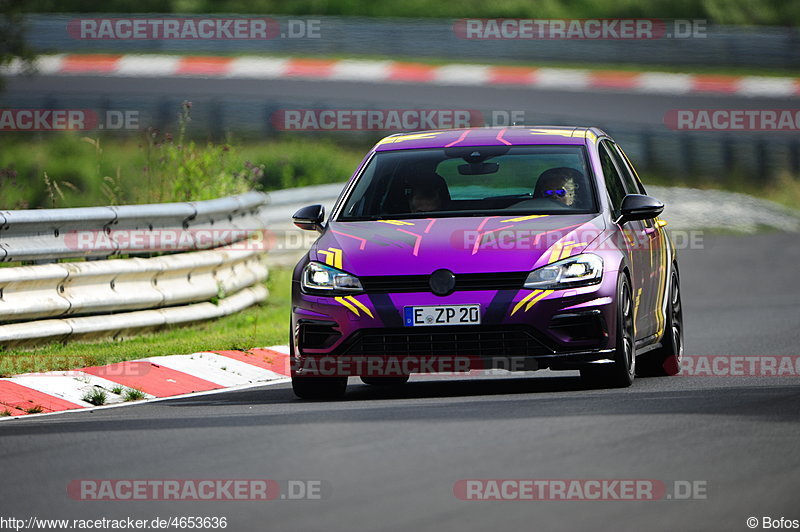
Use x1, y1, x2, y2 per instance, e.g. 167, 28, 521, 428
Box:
373, 126, 607, 151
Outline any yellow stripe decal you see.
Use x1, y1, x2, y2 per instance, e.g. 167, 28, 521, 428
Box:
377, 220, 415, 226
511, 290, 540, 316
634, 287, 642, 324
377, 132, 446, 145
318, 249, 332, 266
335, 296, 359, 316
655, 226, 669, 338
511, 289, 555, 316
319, 247, 343, 269
547, 242, 566, 263
346, 296, 374, 319
527, 128, 575, 138
501, 214, 548, 223
524, 289, 553, 311
558, 241, 587, 261
546, 240, 587, 263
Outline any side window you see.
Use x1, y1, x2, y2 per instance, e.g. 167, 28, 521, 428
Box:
598, 141, 627, 215
610, 142, 646, 195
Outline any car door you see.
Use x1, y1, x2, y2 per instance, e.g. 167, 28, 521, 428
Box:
610, 141, 668, 343
597, 139, 655, 341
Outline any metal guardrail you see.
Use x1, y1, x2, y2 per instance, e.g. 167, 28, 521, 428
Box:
21, 15, 800, 69
0, 192, 272, 346
0, 284, 267, 347
0, 191, 268, 262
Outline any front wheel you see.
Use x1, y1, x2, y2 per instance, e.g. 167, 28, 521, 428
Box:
291, 376, 348, 400
581, 274, 635, 388
290, 331, 348, 399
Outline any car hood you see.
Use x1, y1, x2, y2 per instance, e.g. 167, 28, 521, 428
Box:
310, 214, 605, 276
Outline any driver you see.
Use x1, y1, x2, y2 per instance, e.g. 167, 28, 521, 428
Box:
533, 167, 583, 207
402, 169, 449, 213
409, 182, 444, 213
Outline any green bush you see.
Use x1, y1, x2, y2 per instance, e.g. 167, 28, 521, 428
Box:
23, 0, 800, 26
139, 101, 262, 203
245, 137, 364, 191
0, 103, 372, 209
81, 387, 108, 406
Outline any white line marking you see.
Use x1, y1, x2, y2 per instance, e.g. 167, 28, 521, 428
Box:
227, 57, 289, 79
114, 55, 182, 77
329, 60, 392, 81
433, 64, 491, 85
533, 68, 591, 89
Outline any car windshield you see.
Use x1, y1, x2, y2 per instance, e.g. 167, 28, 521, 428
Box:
337, 145, 596, 220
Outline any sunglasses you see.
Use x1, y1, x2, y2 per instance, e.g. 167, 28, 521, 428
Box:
544, 189, 569, 197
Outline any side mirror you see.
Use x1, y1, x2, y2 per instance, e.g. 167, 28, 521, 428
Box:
618, 194, 664, 224
292, 204, 325, 232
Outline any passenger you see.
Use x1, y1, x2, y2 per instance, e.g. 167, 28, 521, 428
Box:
534, 167, 583, 207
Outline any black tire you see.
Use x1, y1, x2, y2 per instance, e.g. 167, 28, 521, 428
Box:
581, 274, 635, 388
637, 268, 683, 377
290, 326, 348, 400
360, 375, 410, 386
291, 375, 348, 400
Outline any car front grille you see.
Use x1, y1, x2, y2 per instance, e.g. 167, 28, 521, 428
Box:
358, 271, 529, 293
335, 325, 553, 357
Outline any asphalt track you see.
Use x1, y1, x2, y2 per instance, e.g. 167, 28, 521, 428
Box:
1, 232, 798, 531
5, 74, 800, 128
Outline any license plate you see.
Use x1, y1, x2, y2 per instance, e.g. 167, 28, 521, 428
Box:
404, 305, 481, 327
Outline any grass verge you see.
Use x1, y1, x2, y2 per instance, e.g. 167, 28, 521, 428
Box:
0, 268, 292, 377
0, 132, 367, 209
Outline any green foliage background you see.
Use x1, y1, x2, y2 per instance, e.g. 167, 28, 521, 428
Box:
19, 0, 800, 26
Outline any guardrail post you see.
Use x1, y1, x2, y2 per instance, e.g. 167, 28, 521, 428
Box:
721, 136, 735, 177
680, 134, 694, 177
788, 139, 800, 177
754, 138, 771, 182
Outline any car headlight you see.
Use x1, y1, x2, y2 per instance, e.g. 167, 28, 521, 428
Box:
302, 261, 363, 294
524, 253, 603, 290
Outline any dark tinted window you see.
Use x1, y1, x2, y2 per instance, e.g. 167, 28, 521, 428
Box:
337, 146, 596, 220
609, 142, 645, 195
598, 141, 627, 215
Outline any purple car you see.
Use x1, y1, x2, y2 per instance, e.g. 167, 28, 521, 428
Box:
290, 126, 683, 399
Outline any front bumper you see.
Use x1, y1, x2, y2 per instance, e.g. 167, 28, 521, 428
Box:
291, 270, 620, 377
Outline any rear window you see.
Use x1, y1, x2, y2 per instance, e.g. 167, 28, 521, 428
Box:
337, 145, 596, 220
